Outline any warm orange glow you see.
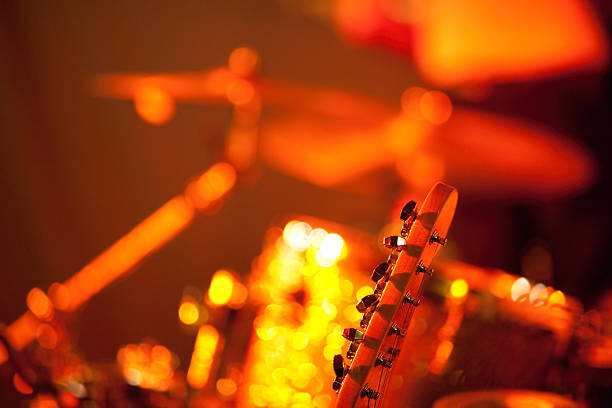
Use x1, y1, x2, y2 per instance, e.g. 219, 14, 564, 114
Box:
179, 299, 200, 325
117, 342, 178, 392
48, 283, 70, 311
449, 279, 469, 298
414, 0, 609, 86
63, 195, 195, 311
419, 90, 452, 124
396, 152, 446, 191
208, 270, 235, 306
187, 325, 220, 389
29, 396, 59, 408
529, 283, 549, 306
216, 378, 238, 396
240, 219, 370, 408
228, 46, 260, 77
36, 324, 58, 350
27, 288, 54, 321
228, 281, 249, 309
430, 340, 454, 374
511, 277, 531, 302
133, 84, 176, 125
226, 79, 256, 106
185, 162, 237, 211
548, 290, 566, 307
334, 0, 381, 40
505, 395, 554, 408
13, 373, 33, 395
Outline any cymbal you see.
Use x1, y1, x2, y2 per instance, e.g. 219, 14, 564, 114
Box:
433, 389, 577, 408
91, 67, 394, 124
259, 108, 594, 200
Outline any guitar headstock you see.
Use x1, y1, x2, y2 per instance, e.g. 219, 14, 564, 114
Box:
333, 183, 458, 408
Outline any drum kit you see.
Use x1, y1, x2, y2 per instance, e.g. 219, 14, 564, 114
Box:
1, 47, 609, 408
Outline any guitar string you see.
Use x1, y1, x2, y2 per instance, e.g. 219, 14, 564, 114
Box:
375, 272, 428, 408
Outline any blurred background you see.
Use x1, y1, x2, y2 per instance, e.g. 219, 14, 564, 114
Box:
1, 1, 612, 407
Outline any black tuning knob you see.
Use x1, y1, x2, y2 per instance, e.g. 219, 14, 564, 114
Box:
332, 376, 343, 391
356, 294, 379, 313
371, 262, 390, 282
342, 328, 365, 343
333, 354, 345, 378
400, 201, 417, 221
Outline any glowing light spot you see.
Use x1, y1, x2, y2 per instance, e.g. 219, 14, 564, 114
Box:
548, 290, 566, 307
319, 234, 344, 260
309, 228, 328, 248
187, 162, 237, 210
27, 288, 54, 321
124, 368, 143, 386
187, 325, 219, 389
449, 279, 469, 298
343, 304, 361, 322
178, 301, 199, 325
356, 286, 374, 300
529, 283, 549, 306
313, 394, 332, 408
292, 332, 309, 350
216, 378, 238, 396
29, 395, 59, 408
226, 79, 256, 106
283, 221, 312, 252
315, 251, 336, 267
228, 282, 249, 309
491, 274, 516, 298
36, 324, 58, 350
511, 277, 531, 302
48, 283, 70, 311
208, 270, 235, 306
133, 84, 175, 125
401, 87, 428, 117
228, 46, 260, 77
13, 373, 33, 395
506, 395, 554, 408
419, 90, 453, 124
321, 301, 337, 318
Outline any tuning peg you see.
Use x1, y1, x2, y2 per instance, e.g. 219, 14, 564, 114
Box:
389, 323, 405, 337
361, 384, 379, 400
430, 231, 447, 246
383, 236, 407, 250
387, 252, 399, 266
371, 262, 390, 282
342, 328, 365, 343
332, 376, 343, 391
333, 354, 345, 377
356, 294, 379, 313
360, 311, 373, 329
400, 201, 417, 221
416, 260, 434, 276
403, 294, 420, 307
347, 341, 359, 359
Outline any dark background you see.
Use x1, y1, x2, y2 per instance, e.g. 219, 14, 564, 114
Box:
1, 0, 611, 404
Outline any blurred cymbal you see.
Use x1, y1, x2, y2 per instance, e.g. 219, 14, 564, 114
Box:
92, 67, 393, 124
259, 108, 595, 200
433, 390, 577, 408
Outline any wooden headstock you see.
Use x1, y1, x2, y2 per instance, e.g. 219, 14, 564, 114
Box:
333, 183, 458, 408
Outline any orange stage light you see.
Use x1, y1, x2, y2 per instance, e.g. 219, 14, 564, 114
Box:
1, 162, 236, 366
413, 0, 609, 86
187, 325, 221, 389
133, 84, 176, 125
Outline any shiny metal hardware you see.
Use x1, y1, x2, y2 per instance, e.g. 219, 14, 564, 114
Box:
360, 311, 373, 329
332, 376, 343, 392
375, 354, 393, 368
389, 323, 405, 337
356, 294, 379, 313
400, 201, 417, 222
342, 328, 365, 343
430, 230, 447, 246
416, 261, 434, 276
374, 281, 385, 296
347, 341, 359, 359
383, 235, 407, 250
403, 294, 420, 307
371, 261, 390, 282
361, 384, 379, 400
